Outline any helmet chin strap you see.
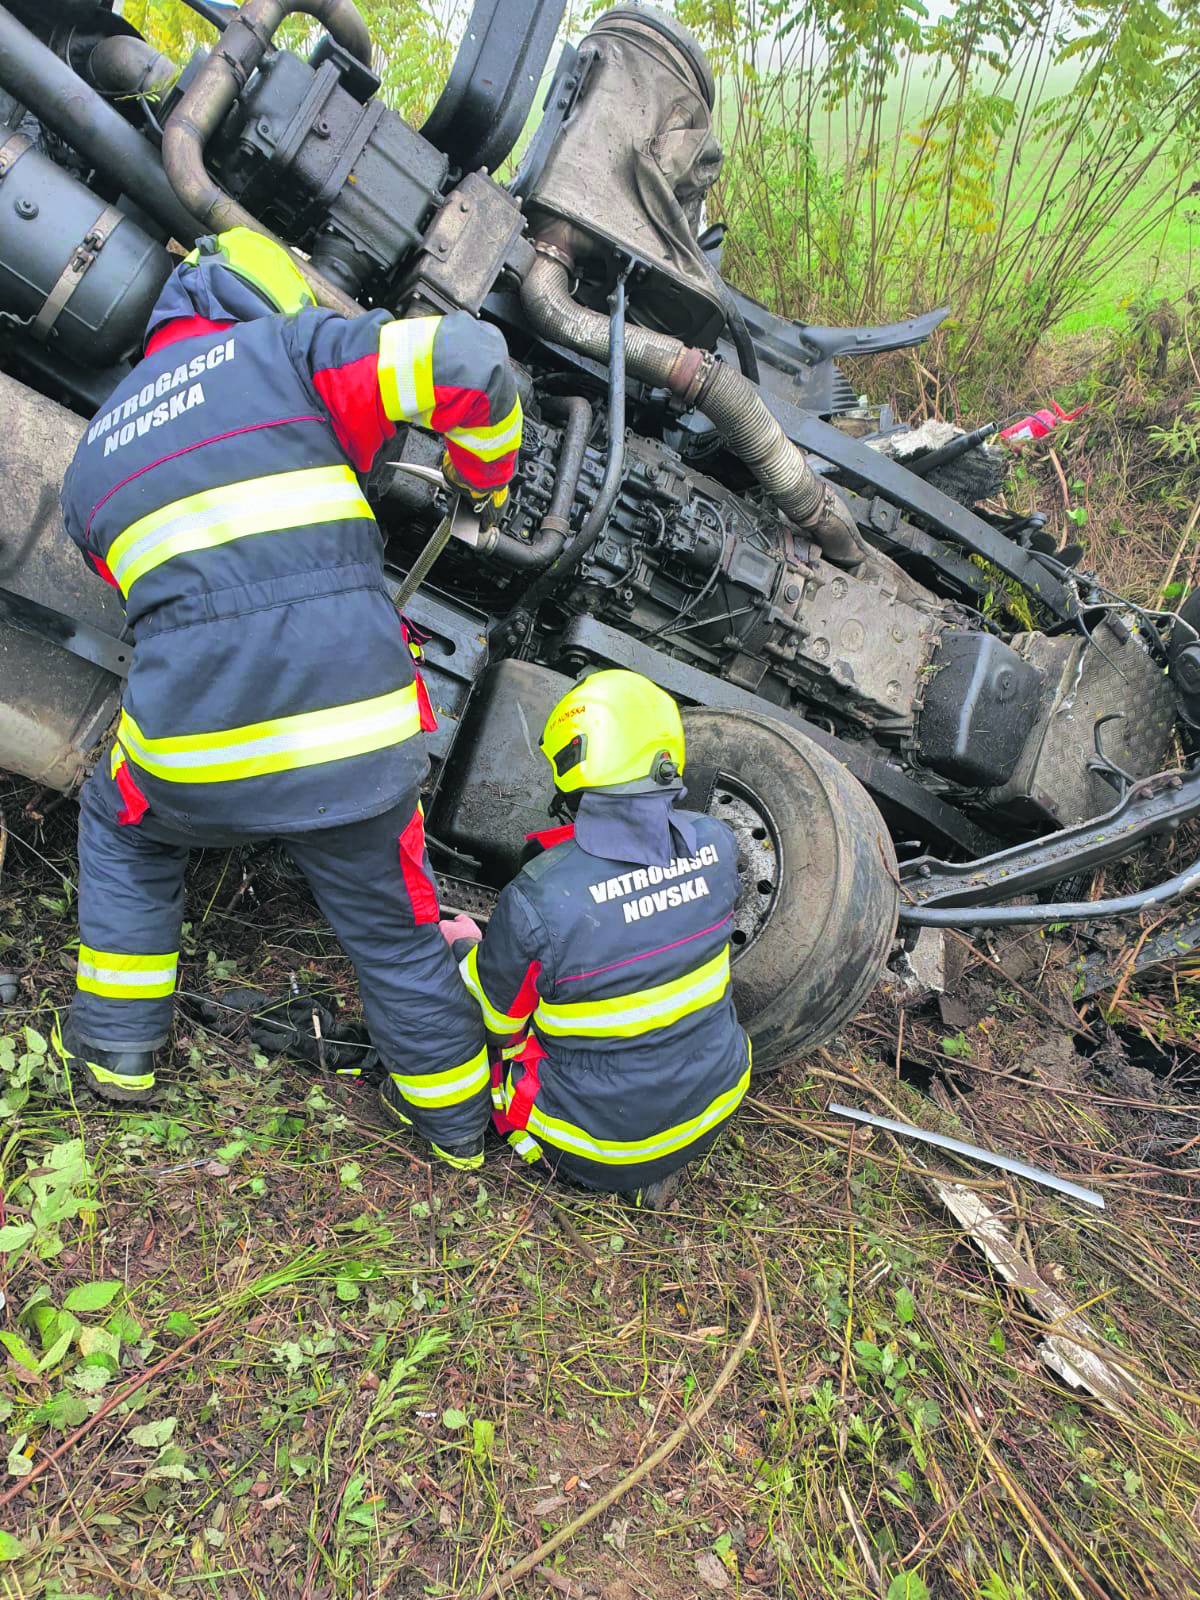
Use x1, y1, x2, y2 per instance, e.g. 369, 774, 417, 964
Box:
549, 790, 581, 822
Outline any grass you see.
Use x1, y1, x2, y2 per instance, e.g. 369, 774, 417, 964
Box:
1, 785, 1199, 1598
710, 41, 1200, 365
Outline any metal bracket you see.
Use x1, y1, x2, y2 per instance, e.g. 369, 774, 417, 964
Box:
900, 766, 1200, 908
0, 130, 32, 181
1087, 712, 1135, 796
0, 584, 131, 677
386, 460, 482, 550
31, 203, 124, 344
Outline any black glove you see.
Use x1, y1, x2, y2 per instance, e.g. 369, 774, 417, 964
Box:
186, 986, 382, 1079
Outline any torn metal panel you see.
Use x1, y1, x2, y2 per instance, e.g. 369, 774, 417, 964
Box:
1077, 913, 1200, 999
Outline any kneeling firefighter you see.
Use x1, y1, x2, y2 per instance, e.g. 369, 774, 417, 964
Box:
54, 227, 523, 1172
447, 670, 752, 1200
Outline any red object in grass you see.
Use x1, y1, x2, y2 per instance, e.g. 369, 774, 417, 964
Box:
1000, 399, 1088, 445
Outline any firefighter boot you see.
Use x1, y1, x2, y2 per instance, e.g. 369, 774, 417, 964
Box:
627, 1168, 684, 1211
377, 1075, 484, 1170
52, 1017, 160, 1105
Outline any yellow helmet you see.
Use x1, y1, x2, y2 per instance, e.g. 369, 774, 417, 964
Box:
540, 670, 686, 794
185, 227, 316, 316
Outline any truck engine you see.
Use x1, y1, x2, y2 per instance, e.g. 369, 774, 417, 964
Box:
0, 0, 1197, 1065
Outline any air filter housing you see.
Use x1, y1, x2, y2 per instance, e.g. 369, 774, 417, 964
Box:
523, 4, 726, 347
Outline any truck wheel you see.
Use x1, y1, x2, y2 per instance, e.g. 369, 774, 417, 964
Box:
680, 710, 899, 1071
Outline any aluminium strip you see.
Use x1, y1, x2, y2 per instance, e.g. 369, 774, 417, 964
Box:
827, 1101, 1105, 1209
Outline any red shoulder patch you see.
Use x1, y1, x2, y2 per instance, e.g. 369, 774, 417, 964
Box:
523, 823, 575, 849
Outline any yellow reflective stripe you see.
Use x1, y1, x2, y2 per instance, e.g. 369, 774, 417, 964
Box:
118, 683, 420, 785
76, 945, 178, 1000
516, 1062, 750, 1166
431, 1141, 484, 1171
379, 317, 439, 422
535, 947, 730, 1040
460, 945, 533, 1034
446, 397, 523, 461
87, 1060, 156, 1091
500, 1038, 529, 1060
389, 1045, 489, 1109
106, 466, 371, 594
508, 1131, 542, 1163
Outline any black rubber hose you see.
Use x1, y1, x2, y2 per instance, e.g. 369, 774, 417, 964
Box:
899, 859, 1200, 926
519, 250, 858, 555
483, 395, 592, 571
0, 8, 199, 243
694, 245, 760, 385
496, 280, 626, 632
543, 394, 594, 534
723, 288, 761, 386
535, 277, 626, 590
180, 0, 232, 27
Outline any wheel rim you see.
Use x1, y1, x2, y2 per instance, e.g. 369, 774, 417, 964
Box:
707, 777, 780, 961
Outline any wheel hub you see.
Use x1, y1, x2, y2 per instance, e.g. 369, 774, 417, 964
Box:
709, 781, 779, 959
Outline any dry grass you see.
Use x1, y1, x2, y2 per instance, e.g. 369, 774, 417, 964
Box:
1, 777, 1198, 1600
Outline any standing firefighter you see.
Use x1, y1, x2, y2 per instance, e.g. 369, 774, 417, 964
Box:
53, 228, 523, 1172
451, 670, 751, 1202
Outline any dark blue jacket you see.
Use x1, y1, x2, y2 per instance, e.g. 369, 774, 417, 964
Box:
462, 795, 750, 1191
61, 253, 521, 834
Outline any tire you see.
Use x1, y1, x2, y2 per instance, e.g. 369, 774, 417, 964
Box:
681, 710, 899, 1071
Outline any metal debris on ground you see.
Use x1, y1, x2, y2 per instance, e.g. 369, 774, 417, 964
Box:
827, 1100, 1105, 1208
932, 1177, 1139, 1411
1076, 911, 1200, 998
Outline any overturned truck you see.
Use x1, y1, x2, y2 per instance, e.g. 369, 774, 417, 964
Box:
2, 0, 1199, 1066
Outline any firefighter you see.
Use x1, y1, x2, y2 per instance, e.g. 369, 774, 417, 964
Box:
453, 670, 751, 1202
53, 227, 523, 1173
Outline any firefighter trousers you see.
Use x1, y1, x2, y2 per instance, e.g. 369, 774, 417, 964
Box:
71, 762, 490, 1147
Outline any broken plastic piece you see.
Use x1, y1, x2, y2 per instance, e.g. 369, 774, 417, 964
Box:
827, 1101, 1104, 1209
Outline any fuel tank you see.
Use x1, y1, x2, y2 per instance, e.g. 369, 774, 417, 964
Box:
0, 368, 122, 789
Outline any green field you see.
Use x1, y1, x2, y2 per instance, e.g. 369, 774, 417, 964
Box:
712, 53, 1199, 344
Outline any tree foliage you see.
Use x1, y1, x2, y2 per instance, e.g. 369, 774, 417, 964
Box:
678, 0, 1200, 402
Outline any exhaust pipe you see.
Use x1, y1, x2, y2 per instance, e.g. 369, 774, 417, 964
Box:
520, 243, 873, 569
0, 8, 199, 244
86, 35, 177, 104
162, 0, 372, 316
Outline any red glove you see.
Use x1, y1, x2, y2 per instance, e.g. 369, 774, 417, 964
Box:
441, 452, 509, 530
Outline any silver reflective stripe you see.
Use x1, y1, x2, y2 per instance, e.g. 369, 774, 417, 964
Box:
392, 1061, 490, 1105
528, 1086, 738, 1160
536, 958, 729, 1036
112, 480, 361, 581
76, 959, 176, 990
119, 699, 410, 773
